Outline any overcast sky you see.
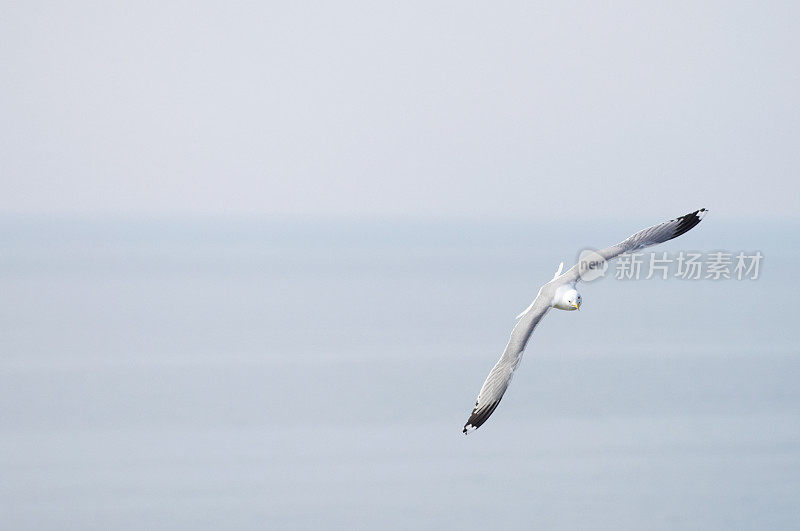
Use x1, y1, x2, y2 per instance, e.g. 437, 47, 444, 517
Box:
2, 2, 798, 220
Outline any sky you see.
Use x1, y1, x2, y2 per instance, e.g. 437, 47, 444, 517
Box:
1, 1, 798, 220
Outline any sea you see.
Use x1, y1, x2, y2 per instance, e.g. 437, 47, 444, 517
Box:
1, 216, 798, 529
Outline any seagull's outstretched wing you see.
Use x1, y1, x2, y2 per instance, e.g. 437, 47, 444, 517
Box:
463, 292, 551, 434
561, 208, 707, 284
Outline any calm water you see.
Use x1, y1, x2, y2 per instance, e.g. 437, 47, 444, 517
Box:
1, 217, 798, 529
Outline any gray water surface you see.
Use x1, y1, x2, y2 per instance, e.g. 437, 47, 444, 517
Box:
1, 218, 798, 529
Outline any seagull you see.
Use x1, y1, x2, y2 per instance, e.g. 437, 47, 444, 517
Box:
463, 208, 707, 434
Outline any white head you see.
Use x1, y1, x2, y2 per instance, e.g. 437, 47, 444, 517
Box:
554, 286, 582, 311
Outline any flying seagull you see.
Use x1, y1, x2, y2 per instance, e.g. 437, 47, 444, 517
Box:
463, 208, 707, 434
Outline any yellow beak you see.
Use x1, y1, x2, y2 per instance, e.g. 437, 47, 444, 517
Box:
572, 302, 580, 311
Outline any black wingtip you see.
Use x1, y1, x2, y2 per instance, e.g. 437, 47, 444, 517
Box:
671, 208, 707, 239
462, 400, 501, 435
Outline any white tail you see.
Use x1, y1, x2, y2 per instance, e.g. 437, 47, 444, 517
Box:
552, 261, 564, 279
516, 262, 565, 319
515, 300, 537, 320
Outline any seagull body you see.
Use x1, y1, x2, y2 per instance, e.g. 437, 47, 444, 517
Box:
463, 208, 707, 434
